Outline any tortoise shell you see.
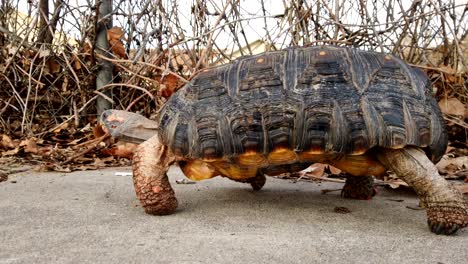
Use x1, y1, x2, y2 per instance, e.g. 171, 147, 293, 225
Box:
157, 46, 447, 165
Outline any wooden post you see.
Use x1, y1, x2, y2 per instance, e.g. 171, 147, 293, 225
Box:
95, 0, 113, 120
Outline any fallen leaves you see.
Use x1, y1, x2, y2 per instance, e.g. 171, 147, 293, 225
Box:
45, 56, 61, 75
0, 126, 131, 173
1, 134, 16, 149
304, 163, 326, 177
436, 155, 468, 179
302, 163, 341, 178
276, 163, 346, 183
107, 27, 127, 59
19, 137, 39, 154
381, 177, 409, 189
100, 142, 137, 159
273, 146, 468, 196
158, 73, 184, 98
426, 62, 467, 154
438, 97, 466, 118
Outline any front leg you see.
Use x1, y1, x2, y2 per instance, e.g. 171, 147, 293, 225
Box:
132, 135, 178, 215
377, 147, 467, 235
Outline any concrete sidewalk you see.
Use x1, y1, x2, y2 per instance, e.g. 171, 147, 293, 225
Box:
0, 166, 467, 264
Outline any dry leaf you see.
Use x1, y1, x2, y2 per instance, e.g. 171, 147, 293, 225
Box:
333, 206, 351, 214
93, 156, 115, 167
20, 138, 39, 154
2, 147, 19, 157
158, 74, 182, 98
107, 27, 127, 59
53, 122, 69, 133
454, 184, 468, 194
107, 27, 126, 41
101, 142, 138, 159
93, 124, 106, 138
53, 165, 72, 173
110, 40, 127, 59
328, 165, 341, 175
305, 163, 326, 177
385, 178, 409, 189
445, 146, 455, 153
38, 48, 50, 58
1, 134, 17, 149
438, 98, 465, 117
23, 49, 36, 58
45, 58, 61, 74
81, 42, 93, 61
436, 156, 468, 175
71, 54, 82, 70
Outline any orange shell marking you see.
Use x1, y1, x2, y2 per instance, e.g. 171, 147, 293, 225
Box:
211, 161, 258, 180
180, 160, 218, 181
268, 148, 298, 164
237, 151, 267, 166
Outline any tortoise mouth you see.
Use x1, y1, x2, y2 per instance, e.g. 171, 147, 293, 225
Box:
178, 149, 386, 181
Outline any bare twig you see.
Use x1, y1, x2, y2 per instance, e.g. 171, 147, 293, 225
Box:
60, 133, 110, 165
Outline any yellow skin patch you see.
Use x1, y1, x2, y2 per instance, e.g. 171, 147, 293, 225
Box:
180, 150, 386, 181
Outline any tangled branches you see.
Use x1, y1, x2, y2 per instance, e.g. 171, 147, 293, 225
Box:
0, 0, 466, 138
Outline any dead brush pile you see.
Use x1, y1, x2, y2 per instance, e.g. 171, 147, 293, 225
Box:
0, 33, 187, 171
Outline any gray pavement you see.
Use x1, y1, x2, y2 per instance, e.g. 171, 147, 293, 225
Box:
0, 166, 467, 264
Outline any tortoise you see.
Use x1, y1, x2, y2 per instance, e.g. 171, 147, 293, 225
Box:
102, 46, 467, 235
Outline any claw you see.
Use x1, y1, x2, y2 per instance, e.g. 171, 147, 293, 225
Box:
428, 220, 461, 235
426, 205, 467, 235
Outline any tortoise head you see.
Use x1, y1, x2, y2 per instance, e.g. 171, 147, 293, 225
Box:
101, 110, 159, 144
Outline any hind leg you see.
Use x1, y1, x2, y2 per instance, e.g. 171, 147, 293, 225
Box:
341, 175, 377, 200
248, 171, 266, 191
229, 171, 266, 191
377, 147, 467, 235
324, 155, 382, 200
132, 135, 177, 215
